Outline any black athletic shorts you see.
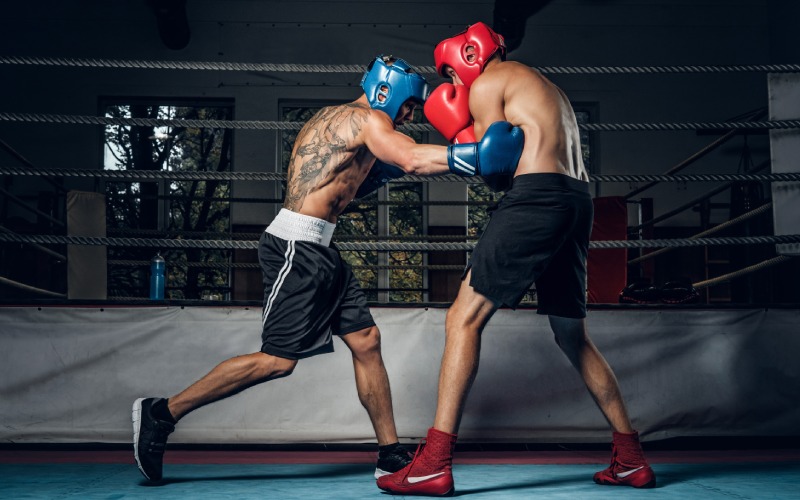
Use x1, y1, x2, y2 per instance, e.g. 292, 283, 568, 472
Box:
466, 173, 593, 317
258, 211, 375, 360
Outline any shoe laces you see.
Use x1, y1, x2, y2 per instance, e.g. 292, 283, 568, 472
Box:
609, 443, 646, 476
400, 439, 427, 481
148, 420, 174, 451
606, 444, 619, 470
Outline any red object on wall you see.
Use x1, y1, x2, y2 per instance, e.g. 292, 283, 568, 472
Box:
587, 196, 628, 303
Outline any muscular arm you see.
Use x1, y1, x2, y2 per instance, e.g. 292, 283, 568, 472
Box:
362, 112, 450, 176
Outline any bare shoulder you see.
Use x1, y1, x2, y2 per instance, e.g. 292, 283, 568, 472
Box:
305, 101, 371, 144
474, 61, 535, 93
469, 73, 504, 107
341, 101, 372, 136
359, 105, 398, 146
504, 61, 549, 85
362, 105, 394, 131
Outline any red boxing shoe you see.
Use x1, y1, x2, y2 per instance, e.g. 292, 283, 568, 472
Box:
376, 427, 456, 496
593, 431, 656, 488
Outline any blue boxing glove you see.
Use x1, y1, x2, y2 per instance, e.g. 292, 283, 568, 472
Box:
447, 121, 524, 177
354, 160, 406, 198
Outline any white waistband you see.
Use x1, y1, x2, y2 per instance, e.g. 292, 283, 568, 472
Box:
265, 209, 336, 246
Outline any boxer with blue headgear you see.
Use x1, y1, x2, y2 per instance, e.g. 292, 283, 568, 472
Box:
132, 53, 459, 486
361, 55, 429, 124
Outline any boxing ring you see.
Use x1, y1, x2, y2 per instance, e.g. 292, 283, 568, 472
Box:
0, 57, 800, 443
1, 56, 800, 498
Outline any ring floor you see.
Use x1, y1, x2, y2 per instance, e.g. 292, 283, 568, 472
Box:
1, 447, 798, 499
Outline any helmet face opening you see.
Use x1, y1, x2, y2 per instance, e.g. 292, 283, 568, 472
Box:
361, 55, 429, 119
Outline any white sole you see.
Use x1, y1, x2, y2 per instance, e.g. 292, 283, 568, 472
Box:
132, 398, 149, 479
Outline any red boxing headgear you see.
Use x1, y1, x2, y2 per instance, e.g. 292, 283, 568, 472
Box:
433, 22, 506, 89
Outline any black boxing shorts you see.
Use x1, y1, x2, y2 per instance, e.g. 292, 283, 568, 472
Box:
466, 173, 593, 318
259, 209, 375, 359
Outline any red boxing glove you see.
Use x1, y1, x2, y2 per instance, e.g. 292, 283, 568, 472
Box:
424, 83, 473, 143
453, 125, 476, 144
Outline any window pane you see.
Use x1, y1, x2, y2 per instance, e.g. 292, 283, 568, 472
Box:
389, 182, 423, 302
389, 121, 426, 302
103, 102, 233, 300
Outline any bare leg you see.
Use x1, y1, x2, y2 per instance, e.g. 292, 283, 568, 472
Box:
167, 352, 297, 421
341, 326, 398, 446
434, 272, 498, 434
549, 316, 634, 433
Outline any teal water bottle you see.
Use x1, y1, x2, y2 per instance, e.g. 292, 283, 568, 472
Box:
150, 253, 165, 300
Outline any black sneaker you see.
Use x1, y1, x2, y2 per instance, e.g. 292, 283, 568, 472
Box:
132, 398, 175, 481
374, 446, 413, 479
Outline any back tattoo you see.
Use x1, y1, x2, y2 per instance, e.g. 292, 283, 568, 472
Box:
284, 104, 370, 211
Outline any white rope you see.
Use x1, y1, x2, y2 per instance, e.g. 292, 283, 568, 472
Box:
0, 275, 66, 298
3, 56, 800, 75
2, 111, 800, 133
693, 256, 792, 289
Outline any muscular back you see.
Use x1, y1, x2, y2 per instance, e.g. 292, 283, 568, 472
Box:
470, 61, 589, 181
284, 102, 376, 222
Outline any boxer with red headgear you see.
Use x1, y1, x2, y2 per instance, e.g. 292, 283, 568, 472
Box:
379, 23, 655, 496
425, 22, 517, 190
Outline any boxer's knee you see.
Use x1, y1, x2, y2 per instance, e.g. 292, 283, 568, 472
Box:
252, 352, 297, 379
343, 325, 382, 358
549, 315, 587, 354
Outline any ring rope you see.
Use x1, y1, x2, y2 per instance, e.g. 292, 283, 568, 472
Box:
0, 225, 67, 261
591, 173, 800, 182
0, 275, 67, 298
350, 264, 465, 271
693, 255, 792, 289
1, 166, 798, 184
106, 296, 163, 302
108, 259, 464, 271
93, 193, 500, 207
0, 138, 68, 194
0, 166, 472, 183
623, 127, 746, 200
2, 112, 800, 132
110, 259, 257, 269
3, 56, 800, 75
107, 229, 479, 242
0, 185, 66, 227
0, 112, 304, 130
1, 233, 799, 251
105, 193, 500, 206
627, 202, 774, 265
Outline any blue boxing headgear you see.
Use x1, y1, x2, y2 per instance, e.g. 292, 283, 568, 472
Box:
361, 55, 429, 120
